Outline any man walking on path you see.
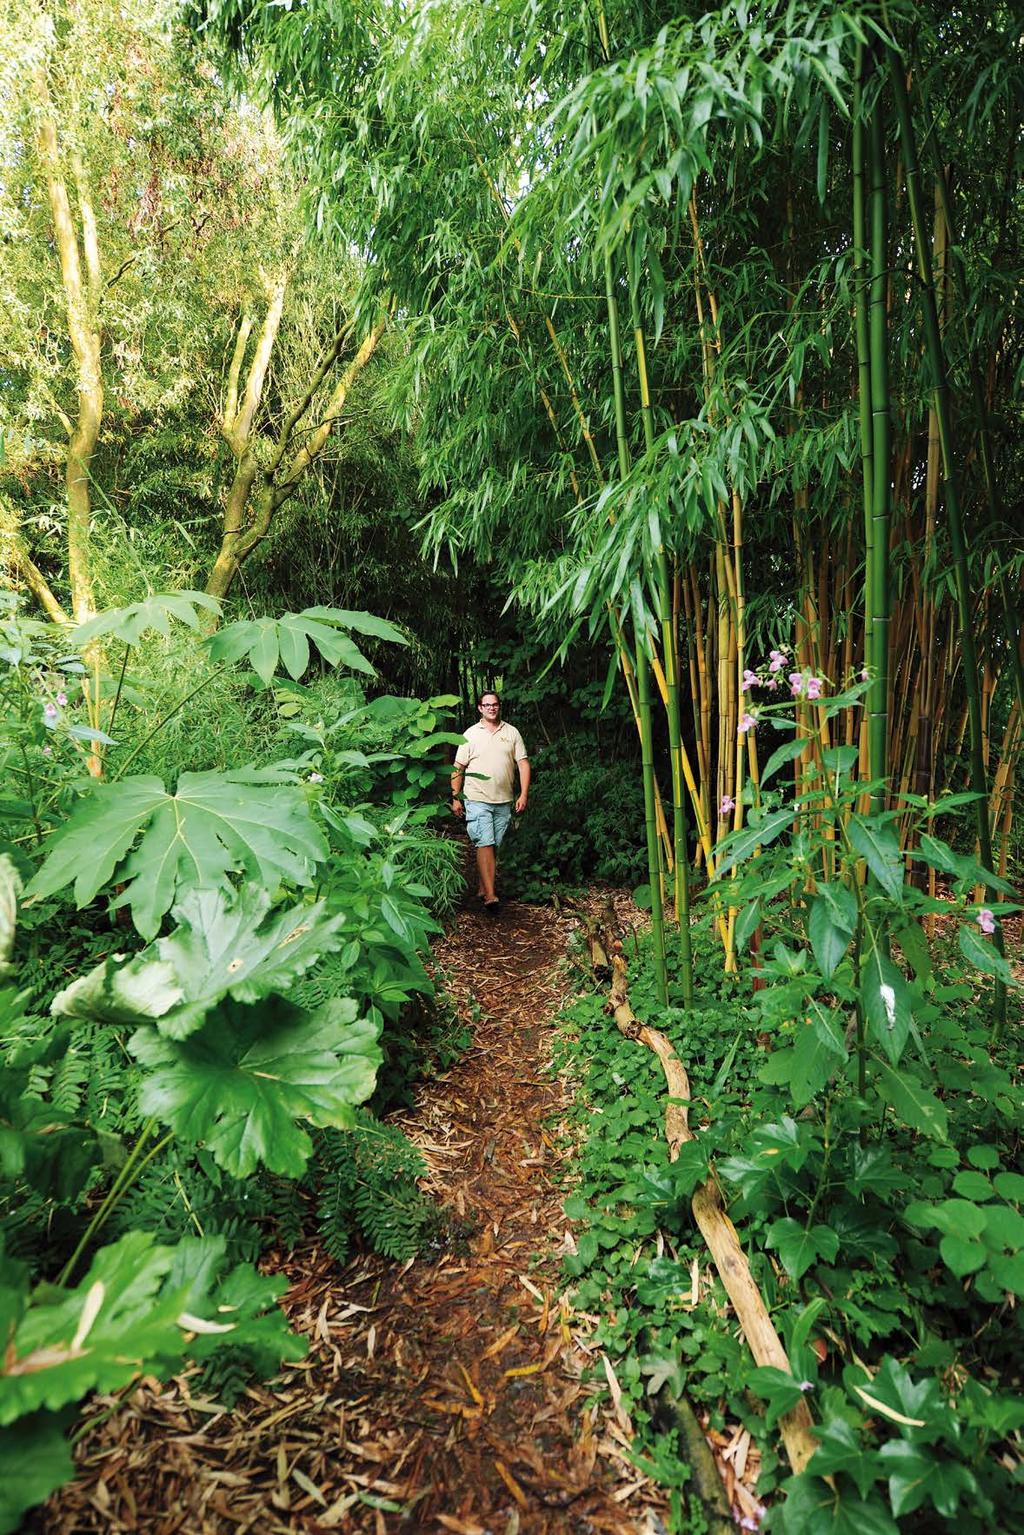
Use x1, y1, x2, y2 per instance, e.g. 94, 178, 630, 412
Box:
451, 691, 530, 913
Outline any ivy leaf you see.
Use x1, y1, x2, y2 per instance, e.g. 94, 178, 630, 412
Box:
875, 1061, 948, 1140
131, 997, 381, 1178
773, 1474, 898, 1535
766, 1217, 839, 1278
746, 1365, 811, 1429
848, 817, 904, 902
807, 1418, 881, 1499
54, 887, 346, 1039
958, 924, 1015, 984
26, 771, 327, 939
72, 592, 221, 648
861, 948, 912, 1066
878, 1441, 977, 1519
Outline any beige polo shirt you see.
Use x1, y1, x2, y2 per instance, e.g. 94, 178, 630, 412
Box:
455, 721, 528, 804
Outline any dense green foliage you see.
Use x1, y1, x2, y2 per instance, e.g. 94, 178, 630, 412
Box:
2, 0, 1022, 1528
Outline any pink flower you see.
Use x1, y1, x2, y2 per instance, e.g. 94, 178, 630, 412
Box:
719, 795, 735, 817
308, 772, 324, 784
42, 745, 52, 756
742, 668, 759, 690
738, 712, 757, 735
765, 676, 778, 690
806, 676, 824, 700
769, 648, 788, 673
55, 690, 67, 707
976, 908, 996, 935
860, 667, 870, 682
43, 702, 58, 722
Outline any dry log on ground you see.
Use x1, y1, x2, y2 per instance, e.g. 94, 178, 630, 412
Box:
599, 943, 818, 1476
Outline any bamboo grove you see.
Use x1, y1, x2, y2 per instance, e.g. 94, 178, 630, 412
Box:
204, 0, 1022, 1002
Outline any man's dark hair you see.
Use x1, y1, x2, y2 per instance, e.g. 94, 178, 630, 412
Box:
478, 690, 500, 705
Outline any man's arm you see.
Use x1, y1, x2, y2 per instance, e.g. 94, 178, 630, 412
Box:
451, 760, 465, 818
515, 757, 531, 815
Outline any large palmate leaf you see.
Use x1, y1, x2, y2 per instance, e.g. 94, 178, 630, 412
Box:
26, 770, 327, 939
53, 886, 346, 1039
205, 606, 406, 685
72, 592, 222, 649
131, 997, 381, 1177
0, 1231, 301, 1426
0, 1232, 186, 1422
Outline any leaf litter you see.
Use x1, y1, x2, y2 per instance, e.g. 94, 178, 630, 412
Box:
36, 888, 758, 1534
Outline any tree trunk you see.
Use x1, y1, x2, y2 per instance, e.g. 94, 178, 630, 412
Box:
36, 72, 103, 627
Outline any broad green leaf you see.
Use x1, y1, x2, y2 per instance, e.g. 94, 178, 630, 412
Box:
72, 592, 221, 648
848, 818, 904, 901
988, 1253, 1024, 1296
939, 1234, 987, 1277
711, 807, 795, 878
994, 1172, 1024, 1203
205, 607, 399, 685
635, 1258, 695, 1306
861, 948, 912, 1066
734, 898, 761, 951
53, 886, 346, 1039
760, 735, 809, 787
808, 889, 854, 979
132, 997, 381, 1177
875, 1061, 947, 1139
302, 606, 408, 645
916, 834, 1015, 895
163, 1236, 305, 1373
952, 1170, 995, 1202
746, 1366, 810, 1429
0, 1410, 74, 1535
0, 856, 21, 979
958, 924, 1014, 984
26, 771, 327, 939
773, 1474, 898, 1535
0, 1233, 184, 1421
893, 917, 931, 983
878, 1440, 977, 1519
807, 1418, 880, 1499
766, 1217, 839, 1278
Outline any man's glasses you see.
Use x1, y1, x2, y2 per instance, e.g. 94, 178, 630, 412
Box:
481, 702, 500, 709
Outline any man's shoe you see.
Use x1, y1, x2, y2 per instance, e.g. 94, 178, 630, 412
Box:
484, 897, 500, 916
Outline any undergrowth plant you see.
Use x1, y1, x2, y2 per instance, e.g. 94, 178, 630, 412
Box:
556, 678, 1023, 1534
0, 591, 466, 1527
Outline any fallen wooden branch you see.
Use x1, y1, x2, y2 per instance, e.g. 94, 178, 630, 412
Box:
594, 936, 818, 1477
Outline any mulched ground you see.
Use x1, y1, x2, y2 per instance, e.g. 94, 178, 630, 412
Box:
40, 895, 676, 1535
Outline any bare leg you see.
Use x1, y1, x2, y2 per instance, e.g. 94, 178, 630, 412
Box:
475, 845, 497, 902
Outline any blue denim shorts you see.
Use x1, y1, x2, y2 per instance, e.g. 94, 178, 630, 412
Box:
464, 799, 513, 848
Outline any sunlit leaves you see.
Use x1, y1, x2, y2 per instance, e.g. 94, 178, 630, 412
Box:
26, 770, 326, 939
132, 997, 380, 1178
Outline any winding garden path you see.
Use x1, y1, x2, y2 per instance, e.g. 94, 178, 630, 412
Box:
43, 898, 667, 1535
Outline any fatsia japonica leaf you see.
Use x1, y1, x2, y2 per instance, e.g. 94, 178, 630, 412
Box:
53, 886, 347, 1039
25, 771, 327, 939
72, 592, 222, 648
204, 607, 405, 686
131, 997, 381, 1178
